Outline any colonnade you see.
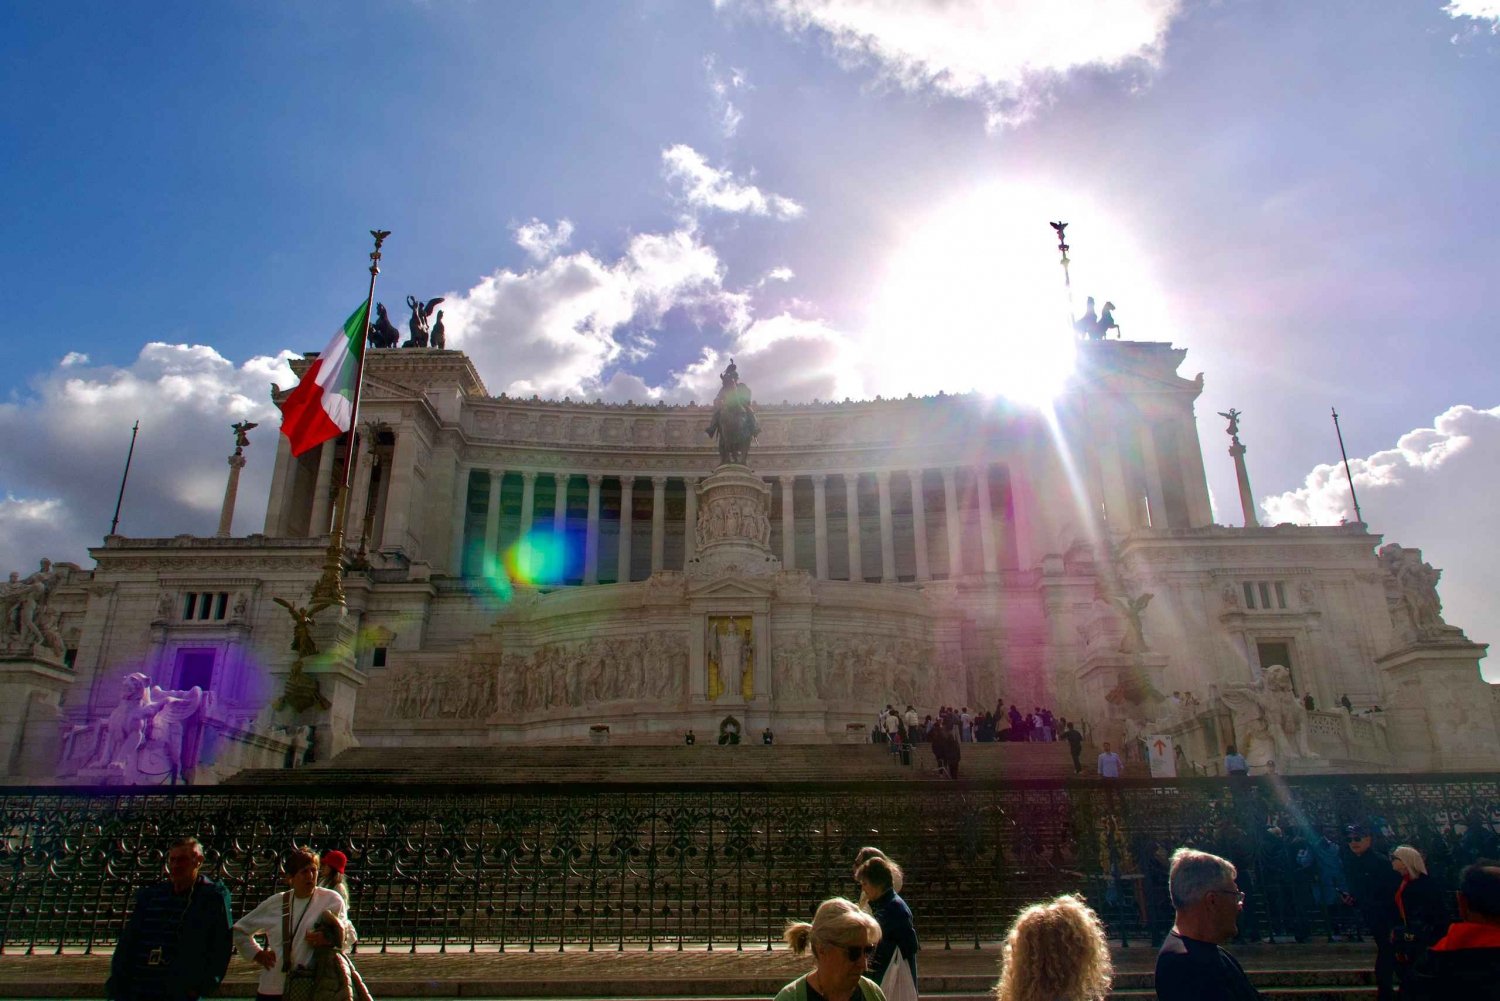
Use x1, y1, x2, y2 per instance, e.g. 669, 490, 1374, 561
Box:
454, 465, 1034, 585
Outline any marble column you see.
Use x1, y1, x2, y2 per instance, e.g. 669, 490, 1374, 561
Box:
812, 474, 829, 580
1096, 423, 1134, 532
308, 440, 337, 537
1179, 413, 1215, 528
519, 471, 537, 538
263, 433, 294, 535
876, 470, 896, 583
217, 453, 247, 537
584, 474, 602, 584
381, 430, 418, 551
844, 473, 863, 582
553, 472, 570, 533
617, 475, 635, 583
779, 476, 796, 569
1138, 423, 1169, 529
942, 467, 963, 576
683, 477, 699, 566
483, 468, 504, 577
1008, 466, 1037, 572
976, 465, 1000, 576
650, 475, 667, 572
445, 462, 468, 577
908, 469, 931, 581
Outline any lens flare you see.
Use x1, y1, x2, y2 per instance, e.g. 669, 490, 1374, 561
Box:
504, 527, 581, 587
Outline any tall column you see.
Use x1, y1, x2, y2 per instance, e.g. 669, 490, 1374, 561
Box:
553, 472, 569, 533
483, 469, 503, 576
650, 475, 667, 572
584, 474, 602, 584
1229, 430, 1259, 528
308, 440, 337, 537
446, 462, 468, 576
617, 475, 635, 582
263, 433, 294, 535
217, 453, 246, 537
975, 465, 999, 576
1138, 423, 1169, 529
942, 467, 963, 576
906, 471, 930, 582
381, 430, 418, 551
779, 476, 797, 568
1180, 412, 1214, 528
1008, 466, 1037, 571
1097, 423, 1134, 532
876, 471, 896, 583
519, 471, 537, 538
812, 475, 829, 580
844, 473, 863, 582
683, 477, 699, 565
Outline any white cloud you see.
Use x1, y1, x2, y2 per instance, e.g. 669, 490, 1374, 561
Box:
724, 0, 1182, 128
664, 312, 866, 405
760, 266, 795, 285
704, 55, 749, 137
1262, 404, 1500, 669
59, 352, 89, 367
661, 144, 805, 220
441, 224, 742, 400
1445, 1, 1500, 25
0, 344, 295, 573
513, 218, 575, 261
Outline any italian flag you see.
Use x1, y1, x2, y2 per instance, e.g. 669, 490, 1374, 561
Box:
278, 301, 369, 457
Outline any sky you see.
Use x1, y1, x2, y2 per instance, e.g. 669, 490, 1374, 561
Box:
2, 0, 1498, 671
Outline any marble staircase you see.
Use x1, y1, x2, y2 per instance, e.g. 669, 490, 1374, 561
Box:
228, 739, 1148, 785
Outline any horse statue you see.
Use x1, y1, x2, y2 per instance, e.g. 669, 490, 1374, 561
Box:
368, 302, 401, 349
705, 359, 759, 466
404, 295, 445, 348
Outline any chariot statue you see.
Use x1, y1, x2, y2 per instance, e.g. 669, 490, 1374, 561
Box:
704, 359, 759, 466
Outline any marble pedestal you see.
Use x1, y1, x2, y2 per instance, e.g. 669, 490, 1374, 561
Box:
0, 651, 73, 780
1378, 637, 1498, 772
1077, 650, 1170, 749
269, 610, 367, 763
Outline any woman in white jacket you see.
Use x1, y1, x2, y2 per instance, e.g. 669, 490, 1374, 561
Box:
232, 847, 354, 1000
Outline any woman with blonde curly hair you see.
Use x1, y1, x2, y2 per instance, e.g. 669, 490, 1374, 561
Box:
775, 897, 886, 1001
993, 894, 1112, 1001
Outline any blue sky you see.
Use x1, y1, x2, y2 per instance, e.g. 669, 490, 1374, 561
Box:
3, 0, 1499, 658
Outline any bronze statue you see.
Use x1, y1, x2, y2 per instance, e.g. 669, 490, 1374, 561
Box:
430, 309, 446, 349
1217, 408, 1242, 439
273, 596, 333, 661
231, 421, 258, 451
1111, 592, 1154, 654
1076, 296, 1119, 339
705, 359, 759, 465
404, 295, 445, 348
369, 302, 401, 349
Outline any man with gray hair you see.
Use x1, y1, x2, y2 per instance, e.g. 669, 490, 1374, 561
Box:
1154, 847, 1260, 1000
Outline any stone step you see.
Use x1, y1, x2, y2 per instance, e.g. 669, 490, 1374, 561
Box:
230, 742, 1125, 786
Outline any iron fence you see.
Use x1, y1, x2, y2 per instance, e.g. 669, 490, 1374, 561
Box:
2, 774, 1498, 955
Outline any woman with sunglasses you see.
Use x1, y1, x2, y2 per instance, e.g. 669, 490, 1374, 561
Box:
775, 898, 886, 1001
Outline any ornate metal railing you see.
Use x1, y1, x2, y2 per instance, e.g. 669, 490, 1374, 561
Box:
3, 774, 1497, 955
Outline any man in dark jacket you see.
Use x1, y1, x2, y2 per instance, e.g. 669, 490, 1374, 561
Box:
856, 856, 918, 989
1405, 859, 1500, 1000
1342, 825, 1402, 1001
1155, 847, 1260, 1000
107, 836, 233, 1001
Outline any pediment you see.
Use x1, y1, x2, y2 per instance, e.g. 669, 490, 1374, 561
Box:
687, 573, 777, 599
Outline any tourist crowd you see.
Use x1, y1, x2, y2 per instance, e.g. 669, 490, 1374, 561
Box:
107, 825, 1500, 1001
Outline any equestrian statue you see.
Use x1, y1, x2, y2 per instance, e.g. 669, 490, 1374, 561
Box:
705, 359, 759, 466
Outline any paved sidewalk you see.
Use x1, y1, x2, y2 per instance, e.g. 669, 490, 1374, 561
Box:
0, 943, 1378, 998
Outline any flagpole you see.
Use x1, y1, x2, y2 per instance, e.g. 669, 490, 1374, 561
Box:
312, 229, 389, 607
109, 419, 140, 536
1331, 407, 1363, 526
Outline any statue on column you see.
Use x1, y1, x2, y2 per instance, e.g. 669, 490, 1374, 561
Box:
704, 359, 759, 465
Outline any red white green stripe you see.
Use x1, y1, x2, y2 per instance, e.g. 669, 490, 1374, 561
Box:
278, 301, 369, 457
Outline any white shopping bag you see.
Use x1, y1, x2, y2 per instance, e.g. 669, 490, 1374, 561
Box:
879, 947, 918, 1001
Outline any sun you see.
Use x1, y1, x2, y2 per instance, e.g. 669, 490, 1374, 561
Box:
865, 180, 1161, 407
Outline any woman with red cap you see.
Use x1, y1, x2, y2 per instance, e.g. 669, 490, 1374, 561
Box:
319, 850, 350, 908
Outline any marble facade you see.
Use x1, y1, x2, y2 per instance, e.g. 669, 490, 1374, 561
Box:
3, 339, 1495, 782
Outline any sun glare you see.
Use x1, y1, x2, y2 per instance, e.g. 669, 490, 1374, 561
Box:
866, 181, 1161, 407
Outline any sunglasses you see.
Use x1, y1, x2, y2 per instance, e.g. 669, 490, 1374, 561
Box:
844, 945, 876, 961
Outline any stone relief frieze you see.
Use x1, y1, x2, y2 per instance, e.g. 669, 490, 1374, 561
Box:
384, 659, 496, 721
497, 634, 687, 713
784, 634, 927, 704
696, 495, 771, 548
